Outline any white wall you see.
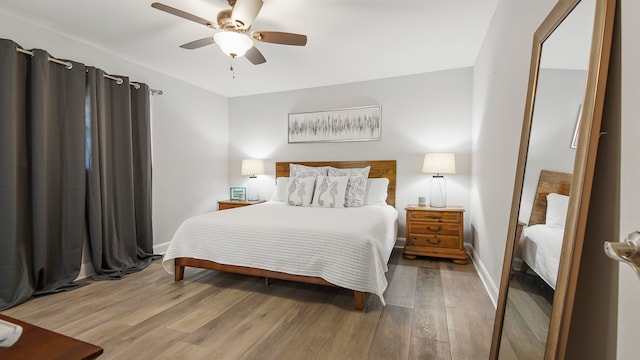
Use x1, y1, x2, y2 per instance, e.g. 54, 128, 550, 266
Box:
0, 10, 229, 259
470, 0, 556, 301
228, 69, 473, 239
151, 81, 228, 250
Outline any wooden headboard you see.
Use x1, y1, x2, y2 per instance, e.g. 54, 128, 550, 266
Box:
275, 160, 397, 207
528, 170, 572, 226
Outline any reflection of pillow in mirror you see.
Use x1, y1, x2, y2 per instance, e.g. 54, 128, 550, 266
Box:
546, 193, 570, 227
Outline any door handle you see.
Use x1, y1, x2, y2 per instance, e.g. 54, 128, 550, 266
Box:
604, 231, 640, 278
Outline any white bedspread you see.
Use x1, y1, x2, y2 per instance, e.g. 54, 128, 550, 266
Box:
520, 224, 564, 289
163, 202, 398, 304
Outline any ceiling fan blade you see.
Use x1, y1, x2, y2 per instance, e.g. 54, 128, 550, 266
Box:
231, 0, 263, 29
252, 31, 307, 46
180, 37, 216, 50
245, 46, 266, 65
151, 2, 217, 28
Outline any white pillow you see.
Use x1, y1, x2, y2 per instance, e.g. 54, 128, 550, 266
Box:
328, 166, 371, 178
364, 178, 389, 205
343, 176, 368, 207
328, 166, 371, 207
286, 176, 316, 207
289, 164, 329, 178
546, 193, 570, 227
270, 177, 289, 202
312, 176, 349, 208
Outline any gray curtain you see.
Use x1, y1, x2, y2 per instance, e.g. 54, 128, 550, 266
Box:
86, 67, 155, 279
0, 39, 86, 310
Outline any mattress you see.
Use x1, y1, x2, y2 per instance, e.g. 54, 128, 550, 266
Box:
163, 201, 399, 304
520, 224, 564, 289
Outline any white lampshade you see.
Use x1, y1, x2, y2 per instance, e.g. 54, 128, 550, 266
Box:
241, 159, 265, 176
214, 31, 253, 57
422, 153, 456, 175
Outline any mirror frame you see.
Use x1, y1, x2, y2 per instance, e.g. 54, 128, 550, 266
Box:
489, 0, 616, 358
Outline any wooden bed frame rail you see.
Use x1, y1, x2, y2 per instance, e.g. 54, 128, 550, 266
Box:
175, 258, 365, 310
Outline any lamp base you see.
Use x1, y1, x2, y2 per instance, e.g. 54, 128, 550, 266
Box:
430, 175, 447, 208
247, 176, 260, 201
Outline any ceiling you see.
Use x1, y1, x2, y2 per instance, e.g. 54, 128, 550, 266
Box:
0, 0, 499, 97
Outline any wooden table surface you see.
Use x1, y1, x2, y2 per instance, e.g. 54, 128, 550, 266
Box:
0, 313, 103, 359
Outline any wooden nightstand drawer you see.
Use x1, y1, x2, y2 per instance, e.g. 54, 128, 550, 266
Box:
218, 199, 265, 211
403, 205, 467, 264
407, 234, 460, 249
410, 211, 460, 223
219, 202, 246, 210
410, 222, 460, 236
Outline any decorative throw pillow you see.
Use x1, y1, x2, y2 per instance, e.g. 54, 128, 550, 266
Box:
364, 178, 389, 205
546, 193, 569, 227
270, 177, 289, 202
289, 164, 330, 178
328, 166, 371, 207
286, 176, 316, 207
311, 176, 349, 208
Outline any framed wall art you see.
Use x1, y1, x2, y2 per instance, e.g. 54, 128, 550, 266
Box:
288, 105, 382, 143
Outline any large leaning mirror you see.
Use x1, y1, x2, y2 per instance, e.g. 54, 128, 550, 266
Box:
490, 0, 615, 358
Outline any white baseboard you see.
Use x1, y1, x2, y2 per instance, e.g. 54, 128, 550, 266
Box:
465, 244, 499, 308
77, 261, 95, 281
74, 241, 169, 281
153, 241, 171, 255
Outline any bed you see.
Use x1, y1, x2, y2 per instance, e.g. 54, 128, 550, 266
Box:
518, 170, 572, 289
162, 160, 398, 310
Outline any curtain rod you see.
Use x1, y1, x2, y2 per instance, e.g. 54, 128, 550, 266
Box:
16, 47, 72, 69
16, 47, 163, 95
101, 74, 163, 95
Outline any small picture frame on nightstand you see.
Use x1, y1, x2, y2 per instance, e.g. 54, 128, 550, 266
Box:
230, 187, 246, 201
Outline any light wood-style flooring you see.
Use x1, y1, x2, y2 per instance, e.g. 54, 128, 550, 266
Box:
1, 248, 495, 359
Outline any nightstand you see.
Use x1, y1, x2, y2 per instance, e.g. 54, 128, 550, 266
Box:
218, 199, 266, 211
403, 205, 468, 264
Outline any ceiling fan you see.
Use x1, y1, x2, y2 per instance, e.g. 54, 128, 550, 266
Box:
151, 0, 307, 65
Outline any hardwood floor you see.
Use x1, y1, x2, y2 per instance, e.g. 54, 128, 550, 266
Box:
1, 248, 495, 360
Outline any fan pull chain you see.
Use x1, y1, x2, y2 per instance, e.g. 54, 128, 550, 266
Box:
229, 57, 238, 79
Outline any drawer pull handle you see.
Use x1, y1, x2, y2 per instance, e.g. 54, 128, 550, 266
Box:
427, 226, 442, 232
427, 237, 442, 245
427, 215, 442, 220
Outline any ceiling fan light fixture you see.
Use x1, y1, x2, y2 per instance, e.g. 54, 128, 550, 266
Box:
214, 31, 253, 58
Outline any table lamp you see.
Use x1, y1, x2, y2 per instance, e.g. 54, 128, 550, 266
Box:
422, 153, 456, 208
241, 159, 265, 201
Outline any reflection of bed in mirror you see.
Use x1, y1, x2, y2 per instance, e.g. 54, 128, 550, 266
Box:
518, 170, 572, 290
